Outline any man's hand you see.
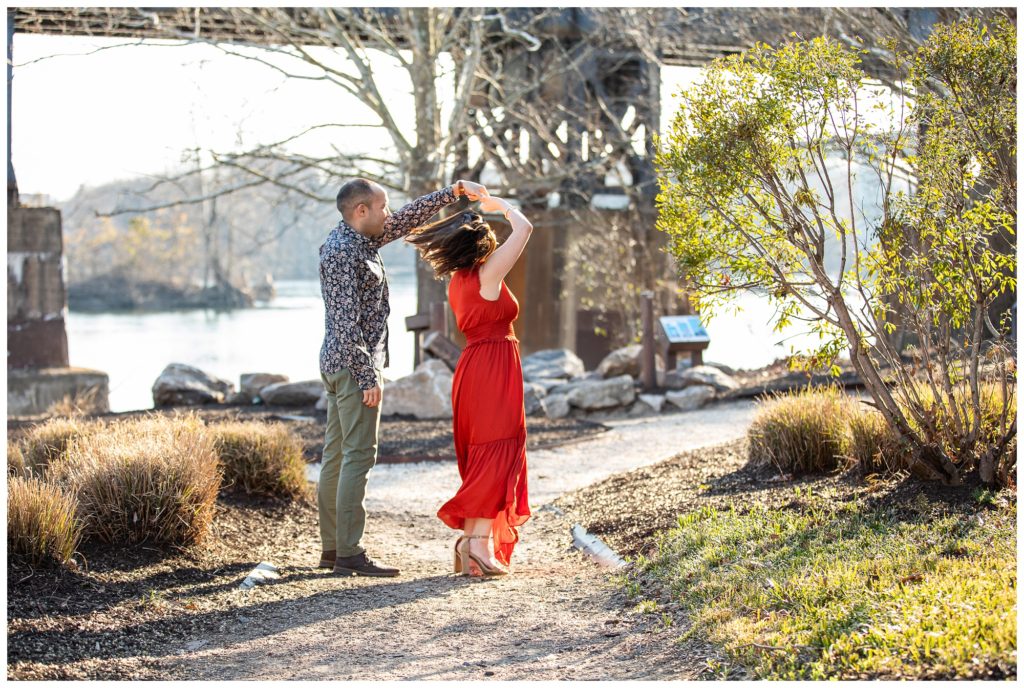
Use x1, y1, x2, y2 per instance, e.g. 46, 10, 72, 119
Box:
362, 385, 382, 408
455, 179, 488, 201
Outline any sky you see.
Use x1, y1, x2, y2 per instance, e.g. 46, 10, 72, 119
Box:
10, 34, 703, 202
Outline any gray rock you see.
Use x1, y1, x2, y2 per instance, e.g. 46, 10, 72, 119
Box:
662, 370, 688, 390
524, 382, 547, 416
665, 386, 715, 411
544, 393, 571, 419
637, 393, 666, 413
226, 391, 251, 405
381, 359, 453, 419
681, 365, 740, 392
521, 348, 586, 381
596, 344, 643, 378
703, 361, 737, 376
315, 391, 328, 411
240, 373, 289, 400
259, 380, 325, 406
533, 378, 567, 393
152, 363, 234, 407
567, 375, 636, 410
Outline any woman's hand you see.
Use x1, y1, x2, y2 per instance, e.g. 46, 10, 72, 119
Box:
455, 179, 488, 201
478, 195, 508, 214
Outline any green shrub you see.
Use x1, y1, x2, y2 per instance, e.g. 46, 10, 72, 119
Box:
7, 476, 83, 567
51, 413, 221, 547
209, 421, 309, 498
748, 386, 855, 475
19, 417, 95, 475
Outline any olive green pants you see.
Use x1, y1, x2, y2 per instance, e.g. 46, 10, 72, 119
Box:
319, 367, 381, 558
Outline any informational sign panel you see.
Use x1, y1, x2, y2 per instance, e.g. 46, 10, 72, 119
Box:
659, 315, 710, 344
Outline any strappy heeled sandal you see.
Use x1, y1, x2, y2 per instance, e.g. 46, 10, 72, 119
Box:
461, 535, 508, 577
453, 535, 466, 574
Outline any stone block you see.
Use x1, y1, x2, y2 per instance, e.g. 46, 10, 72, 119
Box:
7, 367, 109, 417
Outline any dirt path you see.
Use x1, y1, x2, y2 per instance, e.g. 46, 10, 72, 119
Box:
158, 400, 759, 680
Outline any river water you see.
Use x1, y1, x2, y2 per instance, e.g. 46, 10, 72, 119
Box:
66, 243, 823, 413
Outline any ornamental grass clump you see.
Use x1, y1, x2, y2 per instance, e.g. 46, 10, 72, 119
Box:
845, 408, 908, 476
748, 386, 856, 475
50, 413, 221, 547
209, 421, 309, 498
18, 417, 96, 476
8, 441, 28, 477
7, 476, 83, 567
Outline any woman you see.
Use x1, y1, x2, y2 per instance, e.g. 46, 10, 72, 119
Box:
407, 189, 534, 577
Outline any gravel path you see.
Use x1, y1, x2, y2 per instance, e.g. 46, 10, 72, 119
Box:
348, 398, 759, 513
163, 399, 759, 680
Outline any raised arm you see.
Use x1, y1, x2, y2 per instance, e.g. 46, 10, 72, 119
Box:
478, 196, 533, 300
372, 180, 489, 249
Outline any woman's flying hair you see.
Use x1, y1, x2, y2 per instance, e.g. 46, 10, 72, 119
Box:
407, 211, 497, 278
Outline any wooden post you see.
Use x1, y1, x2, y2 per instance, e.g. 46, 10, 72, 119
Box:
429, 301, 447, 337
640, 290, 656, 391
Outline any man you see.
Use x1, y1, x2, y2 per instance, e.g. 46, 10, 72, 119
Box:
318, 177, 488, 577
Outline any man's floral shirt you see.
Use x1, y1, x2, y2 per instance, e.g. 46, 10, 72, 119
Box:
319, 186, 457, 390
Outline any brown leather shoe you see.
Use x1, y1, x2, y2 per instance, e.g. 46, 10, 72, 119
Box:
333, 552, 400, 577
318, 550, 336, 569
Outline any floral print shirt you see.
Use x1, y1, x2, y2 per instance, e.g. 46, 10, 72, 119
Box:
319, 186, 458, 390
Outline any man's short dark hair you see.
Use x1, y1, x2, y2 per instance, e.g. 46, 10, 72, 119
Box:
336, 178, 377, 219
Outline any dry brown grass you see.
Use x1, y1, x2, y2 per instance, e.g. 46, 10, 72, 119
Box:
7, 476, 83, 567
747, 385, 856, 475
50, 413, 222, 547
18, 417, 97, 476
845, 407, 909, 475
209, 421, 309, 499
8, 440, 28, 477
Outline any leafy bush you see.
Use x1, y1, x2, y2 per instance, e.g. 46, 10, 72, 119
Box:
50, 414, 221, 547
656, 18, 1016, 485
748, 386, 856, 475
209, 421, 309, 498
7, 476, 83, 567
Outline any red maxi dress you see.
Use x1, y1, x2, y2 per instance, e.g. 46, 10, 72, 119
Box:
437, 264, 531, 566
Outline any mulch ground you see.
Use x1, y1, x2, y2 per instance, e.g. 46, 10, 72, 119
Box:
7, 491, 320, 680
7, 404, 607, 465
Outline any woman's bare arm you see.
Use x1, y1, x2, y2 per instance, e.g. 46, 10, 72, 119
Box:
478, 197, 533, 300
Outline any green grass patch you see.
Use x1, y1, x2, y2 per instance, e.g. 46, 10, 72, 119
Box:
627, 491, 1016, 679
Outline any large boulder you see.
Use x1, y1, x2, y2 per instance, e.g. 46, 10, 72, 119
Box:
152, 363, 234, 407
241, 373, 289, 400
567, 374, 636, 410
596, 344, 643, 378
544, 394, 571, 419
382, 359, 453, 419
681, 365, 740, 393
521, 348, 585, 381
259, 380, 324, 406
666, 386, 715, 411
524, 382, 547, 417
